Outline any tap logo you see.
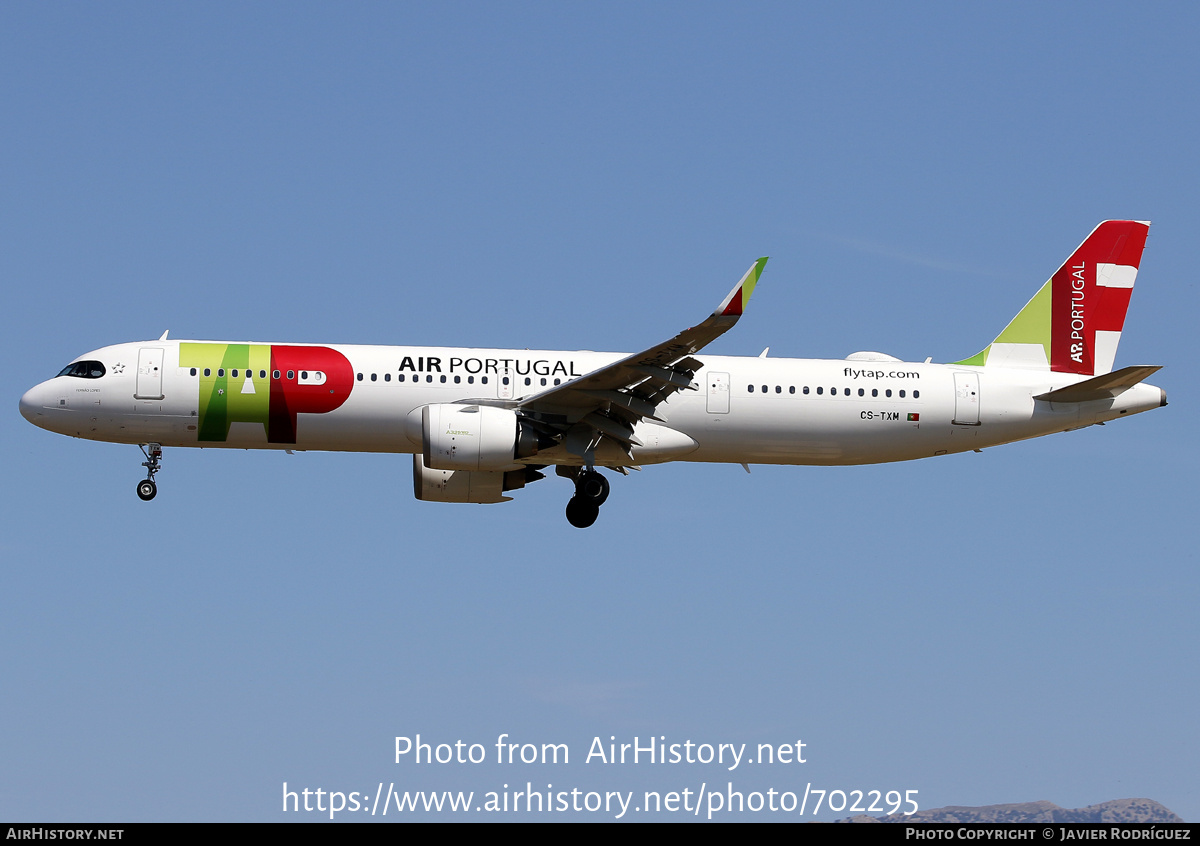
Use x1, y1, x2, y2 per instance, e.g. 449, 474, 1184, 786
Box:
179, 343, 354, 444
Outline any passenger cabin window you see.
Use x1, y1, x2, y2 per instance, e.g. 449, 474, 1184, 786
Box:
57, 361, 106, 379
296, 370, 326, 385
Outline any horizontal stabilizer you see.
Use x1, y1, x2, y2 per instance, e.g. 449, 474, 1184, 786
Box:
1034, 365, 1161, 403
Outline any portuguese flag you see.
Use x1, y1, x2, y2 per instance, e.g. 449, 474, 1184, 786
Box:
908, 413, 919, 422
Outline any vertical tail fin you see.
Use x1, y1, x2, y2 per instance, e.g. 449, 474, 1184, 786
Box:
954, 220, 1150, 376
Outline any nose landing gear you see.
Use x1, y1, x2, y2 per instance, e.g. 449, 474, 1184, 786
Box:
136, 443, 162, 501
565, 469, 610, 528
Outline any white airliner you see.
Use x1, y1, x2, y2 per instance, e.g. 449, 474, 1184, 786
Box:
20, 220, 1166, 527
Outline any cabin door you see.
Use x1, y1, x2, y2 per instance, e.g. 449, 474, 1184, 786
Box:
135, 348, 165, 400
953, 372, 980, 425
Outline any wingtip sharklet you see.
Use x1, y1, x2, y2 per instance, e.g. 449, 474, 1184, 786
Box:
717, 256, 769, 317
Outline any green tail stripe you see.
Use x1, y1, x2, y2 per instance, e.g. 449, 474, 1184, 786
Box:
952, 278, 1051, 367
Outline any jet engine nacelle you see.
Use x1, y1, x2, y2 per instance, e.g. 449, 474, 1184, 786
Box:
412, 454, 546, 504
422, 403, 529, 472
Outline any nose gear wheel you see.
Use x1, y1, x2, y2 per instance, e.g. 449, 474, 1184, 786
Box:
136, 443, 163, 501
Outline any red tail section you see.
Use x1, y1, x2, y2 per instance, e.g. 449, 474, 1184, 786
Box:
1050, 220, 1149, 375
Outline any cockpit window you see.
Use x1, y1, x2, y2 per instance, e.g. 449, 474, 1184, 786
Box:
56, 360, 106, 379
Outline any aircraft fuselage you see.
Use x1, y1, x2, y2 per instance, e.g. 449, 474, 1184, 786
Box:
20, 339, 1164, 467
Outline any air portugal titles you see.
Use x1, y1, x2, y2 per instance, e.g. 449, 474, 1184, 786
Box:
396, 355, 583, 379
20, 222, 1167, 528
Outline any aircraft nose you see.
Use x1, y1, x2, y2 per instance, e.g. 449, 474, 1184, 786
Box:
19, 383, 48, 425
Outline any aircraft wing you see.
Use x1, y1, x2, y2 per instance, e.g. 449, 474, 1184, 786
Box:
513, 257, 768, 462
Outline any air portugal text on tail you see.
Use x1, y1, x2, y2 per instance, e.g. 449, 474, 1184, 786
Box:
19, 221, 1166, 528
955, 220, 1151, 377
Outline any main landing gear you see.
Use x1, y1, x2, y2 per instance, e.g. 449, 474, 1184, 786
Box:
565, 469, 610, 529
136, 443, 162, 501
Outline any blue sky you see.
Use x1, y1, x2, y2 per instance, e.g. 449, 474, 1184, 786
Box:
2, 2, 1196, 822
